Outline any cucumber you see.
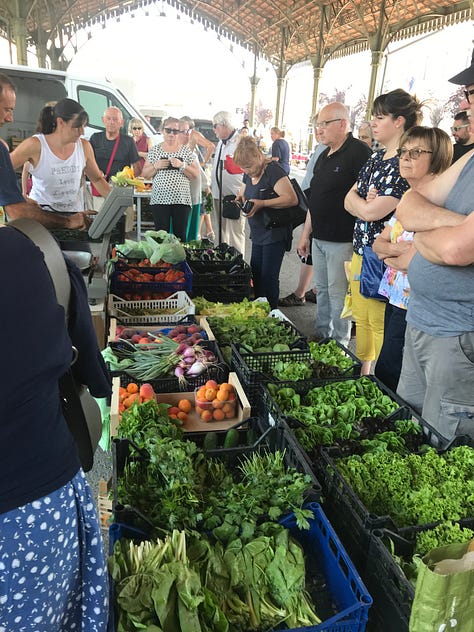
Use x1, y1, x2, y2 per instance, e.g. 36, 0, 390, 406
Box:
223, 428, 240, 449
203, 432, 218, 451
246, 427, 257, 446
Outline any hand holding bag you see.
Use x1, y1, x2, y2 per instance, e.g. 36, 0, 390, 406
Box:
359, 245, 387, 301
8, 218, 102, 472
262, 178, 308, 229
222, 194, 241, 219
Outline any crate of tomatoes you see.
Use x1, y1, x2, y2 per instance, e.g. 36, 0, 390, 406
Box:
109, 258, 192, 299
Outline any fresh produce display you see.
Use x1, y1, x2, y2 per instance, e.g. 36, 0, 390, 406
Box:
185, 242, 243, 266
118, 382, 156, 412
109, 524, 321, 632
102, 335, 219, 384
309, 339, 357, 372
114, 231, 186, 265
335, 446, 474, 527
113, 323, 206, 346
111, 165, 145, 190
195, 380, 237, 422
193, 297, 270, 318
115, 400, 313, 535
267, 377, 402, 451
207, 317, 303, 355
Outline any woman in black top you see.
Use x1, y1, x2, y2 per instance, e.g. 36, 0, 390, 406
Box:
233, 137, 297, 308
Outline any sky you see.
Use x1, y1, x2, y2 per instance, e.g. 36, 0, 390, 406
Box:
1, 6, 473, 141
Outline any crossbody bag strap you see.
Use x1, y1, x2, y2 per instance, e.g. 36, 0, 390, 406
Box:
8, 218, 70, 319
104, 134, 121, 179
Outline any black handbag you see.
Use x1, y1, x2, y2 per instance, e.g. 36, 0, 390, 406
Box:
9, 218, 102, 472
222, 194, 241, 219
359, 245, 387, 301
262, 178, 308, 229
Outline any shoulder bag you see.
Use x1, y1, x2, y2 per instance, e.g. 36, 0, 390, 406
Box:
8, 218, 102, 472
91, 135, 120, 196
359, 244, 387, 301
262, 178, 308, 229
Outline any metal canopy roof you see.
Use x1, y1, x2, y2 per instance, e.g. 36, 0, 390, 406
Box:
1, 1, 471, 69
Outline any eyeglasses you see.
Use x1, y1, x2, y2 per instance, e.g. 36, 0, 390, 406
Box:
397, 148, 433, 160
451, 123, 470, 132
179, 129, 191, 135
132, 126, 142, 130
163, 127, 181, 135
464, 88, 474, 102
213, 123, 222, 129
316, 118, 342, 128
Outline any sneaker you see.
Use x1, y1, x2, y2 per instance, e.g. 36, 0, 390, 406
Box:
305, 289, 317, 303
278, 292, 306, 307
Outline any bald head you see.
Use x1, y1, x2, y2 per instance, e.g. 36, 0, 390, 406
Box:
316, 102, 350, 150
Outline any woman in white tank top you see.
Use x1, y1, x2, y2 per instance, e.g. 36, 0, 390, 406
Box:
11, 98, 110, 218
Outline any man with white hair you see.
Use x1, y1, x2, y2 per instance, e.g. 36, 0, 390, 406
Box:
211, 110, 245, 254
395, 48, 474, 442
297, 102, 371, 345
89, 106, 140, 230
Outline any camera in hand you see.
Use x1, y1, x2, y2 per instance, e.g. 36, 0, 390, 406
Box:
239, 200, 254, 215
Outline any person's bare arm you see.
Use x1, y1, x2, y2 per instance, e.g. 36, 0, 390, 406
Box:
413, 212, 474, 266
10, 137, 40, 169
297, 210, 313, 258
21, 162, 31, 197
344, 181, 399, 221
192, 130, 215, 165
82, 140, 110, 199
372, 223, 412, 261
6, 201, 91, 230
384, 242, 416, 273
396, 189, 466, 233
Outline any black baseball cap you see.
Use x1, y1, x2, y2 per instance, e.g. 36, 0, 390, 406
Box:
449, 49, 474, 85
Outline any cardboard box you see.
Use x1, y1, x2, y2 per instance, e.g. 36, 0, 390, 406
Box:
110, 372, 250, 437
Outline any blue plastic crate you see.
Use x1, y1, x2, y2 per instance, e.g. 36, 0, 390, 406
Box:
110, 260, 193, 298
108, 503, 372, 632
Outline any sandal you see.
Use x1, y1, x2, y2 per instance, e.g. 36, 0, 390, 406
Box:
305, 290, 317, 303
278, 292, 306, 307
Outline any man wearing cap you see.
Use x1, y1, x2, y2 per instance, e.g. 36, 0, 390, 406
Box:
451, 111, 474, 163
395, 49, 474, 443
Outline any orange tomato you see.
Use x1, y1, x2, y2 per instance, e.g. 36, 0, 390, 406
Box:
201, 410, 213, 422
204, 388, 217, 402
176, 411, 188, 422
212, 409, 225, 421
126, 382, 139, 394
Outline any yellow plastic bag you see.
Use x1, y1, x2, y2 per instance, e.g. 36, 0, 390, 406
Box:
340, 285, 352, 319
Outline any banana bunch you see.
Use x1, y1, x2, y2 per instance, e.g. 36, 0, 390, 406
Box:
111, 166, 147, 191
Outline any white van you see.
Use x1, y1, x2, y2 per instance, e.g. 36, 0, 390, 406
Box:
0, 65, 160, 149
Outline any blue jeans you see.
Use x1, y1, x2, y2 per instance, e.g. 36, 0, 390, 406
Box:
374, 303, 407, 392
250, 240, 287, 309
312, 239, 352, 346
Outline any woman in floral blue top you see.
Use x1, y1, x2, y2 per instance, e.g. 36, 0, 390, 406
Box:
345, 89, 423, 376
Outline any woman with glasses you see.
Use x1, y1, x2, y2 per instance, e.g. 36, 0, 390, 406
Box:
344, 89, 423, 376
141, 116, 198, 241
372, 127, 453, 391
10, 98, 109, 229
233, 136, 297, 309
128, 117, 152, 176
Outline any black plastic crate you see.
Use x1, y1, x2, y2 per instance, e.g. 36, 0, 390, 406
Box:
112, 423, 321, 535
110, 260, 193, 298
231, 340, 360, 406
113, 339, 228, 392
365, 517, 474, 632
316, 431, 474, 574
191, 286, 252, 303
185, 243, 243, 271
